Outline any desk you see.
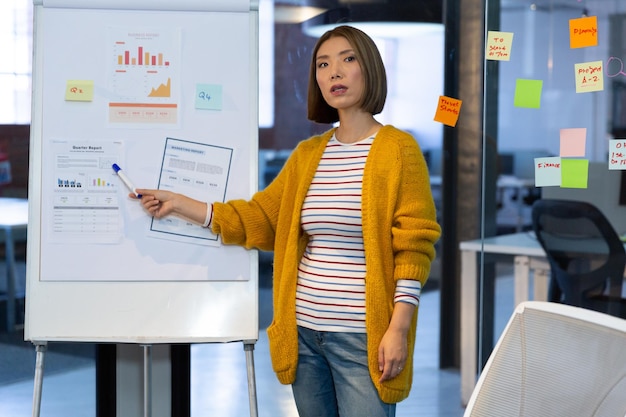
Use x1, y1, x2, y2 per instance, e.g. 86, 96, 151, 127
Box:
0, 198, 28, 332
459, 232, 550, 405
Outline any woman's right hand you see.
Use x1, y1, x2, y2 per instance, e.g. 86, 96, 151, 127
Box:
131, 189, 209, 226
132, 189, 178, 219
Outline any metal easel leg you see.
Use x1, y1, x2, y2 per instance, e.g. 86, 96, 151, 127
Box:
243, 342, 259, 417
31, 342, 48, 417
143, 344, 152, 417
5, 226, 16, 332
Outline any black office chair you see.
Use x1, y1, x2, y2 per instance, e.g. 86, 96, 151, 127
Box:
531, 199, 626, 318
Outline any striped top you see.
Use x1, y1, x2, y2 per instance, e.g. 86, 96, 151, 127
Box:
296, 134, 421, 333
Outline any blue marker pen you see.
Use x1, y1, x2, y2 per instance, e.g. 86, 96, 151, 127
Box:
112, 163, 142, 198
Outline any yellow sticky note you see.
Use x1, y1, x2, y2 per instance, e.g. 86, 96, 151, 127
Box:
560, 128, 587, 157
433, 95, 462, 127
486, 31, 514, 61
574, 61, 604, 93
514, 79, 542, 108
65, 80, 94, 102
560, 159, 589, 188
535, 157, 562, 187
569, 16, 598, 49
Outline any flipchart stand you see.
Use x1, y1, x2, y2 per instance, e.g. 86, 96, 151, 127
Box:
30, 341, 259, 417
27, 2, 260, 415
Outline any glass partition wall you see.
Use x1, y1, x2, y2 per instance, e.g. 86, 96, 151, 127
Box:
471, 0, 626, 403
483, 0, 626, 323
494, 0, 626, 169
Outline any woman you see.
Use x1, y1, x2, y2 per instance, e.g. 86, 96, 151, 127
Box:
136, 25, 441, 417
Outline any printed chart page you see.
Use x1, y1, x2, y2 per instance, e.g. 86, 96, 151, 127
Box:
149, 137, 233, 246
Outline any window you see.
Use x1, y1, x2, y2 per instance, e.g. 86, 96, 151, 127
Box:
0, 0, 33, 124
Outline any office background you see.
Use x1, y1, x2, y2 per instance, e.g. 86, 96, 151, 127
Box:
1, 0, 626, 416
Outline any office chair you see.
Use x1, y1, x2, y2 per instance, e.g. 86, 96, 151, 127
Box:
464, 301, 626, 417
532, 199, 626, 318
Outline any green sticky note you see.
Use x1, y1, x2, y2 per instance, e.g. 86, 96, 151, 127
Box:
560, 158, 589, 188
195, 84, 223, 110
514, 79, 543, 108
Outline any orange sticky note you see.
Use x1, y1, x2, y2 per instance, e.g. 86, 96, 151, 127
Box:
434, 95, 462, 127
569, 16, 598, 49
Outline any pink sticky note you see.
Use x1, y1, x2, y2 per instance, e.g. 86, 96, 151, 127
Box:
559, 128, 586, 157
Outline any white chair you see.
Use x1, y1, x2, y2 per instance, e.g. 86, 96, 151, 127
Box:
464, 301, 626, 417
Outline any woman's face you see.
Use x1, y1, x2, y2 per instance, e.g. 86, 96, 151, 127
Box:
315, 36, 365, 113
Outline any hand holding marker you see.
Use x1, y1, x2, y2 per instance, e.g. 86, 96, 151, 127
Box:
112, 163, 142, 198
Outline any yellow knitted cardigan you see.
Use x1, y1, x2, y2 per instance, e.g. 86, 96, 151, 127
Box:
211, 125, 441, 403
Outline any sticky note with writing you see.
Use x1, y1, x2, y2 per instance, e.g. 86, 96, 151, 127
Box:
486, 31, 514, 61
608, 139, 626, 170
569, 16, 598, 49
65, 80, 94, 102
433, 95, 462, 127
574, 61, 604, 93
534, 157, 562, 187
195, 84, 223, 110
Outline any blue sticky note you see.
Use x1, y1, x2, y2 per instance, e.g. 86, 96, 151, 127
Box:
195, 84, 223, 110
534, 157, 561, 187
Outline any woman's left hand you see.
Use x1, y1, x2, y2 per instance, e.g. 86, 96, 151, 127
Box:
377, 327, 408, 382
378, 301, 415, 382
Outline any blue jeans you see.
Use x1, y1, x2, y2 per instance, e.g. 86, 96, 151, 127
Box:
292, 326, 396, 417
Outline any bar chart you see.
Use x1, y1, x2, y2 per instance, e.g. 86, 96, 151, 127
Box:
108, 27, 180, 124
114, 42, 171, 67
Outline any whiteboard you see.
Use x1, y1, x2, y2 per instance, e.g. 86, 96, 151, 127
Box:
25, 0, 259, 343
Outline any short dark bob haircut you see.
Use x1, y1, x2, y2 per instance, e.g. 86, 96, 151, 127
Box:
307, 25, 387, 124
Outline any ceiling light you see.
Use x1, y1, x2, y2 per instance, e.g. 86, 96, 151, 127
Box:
274, 5, 327, 24
301, 1, 443, 38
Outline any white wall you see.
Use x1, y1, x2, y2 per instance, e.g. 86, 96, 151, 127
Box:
381, 30, 445, 150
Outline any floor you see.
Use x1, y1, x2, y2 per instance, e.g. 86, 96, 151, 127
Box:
0, 269, 515, 417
